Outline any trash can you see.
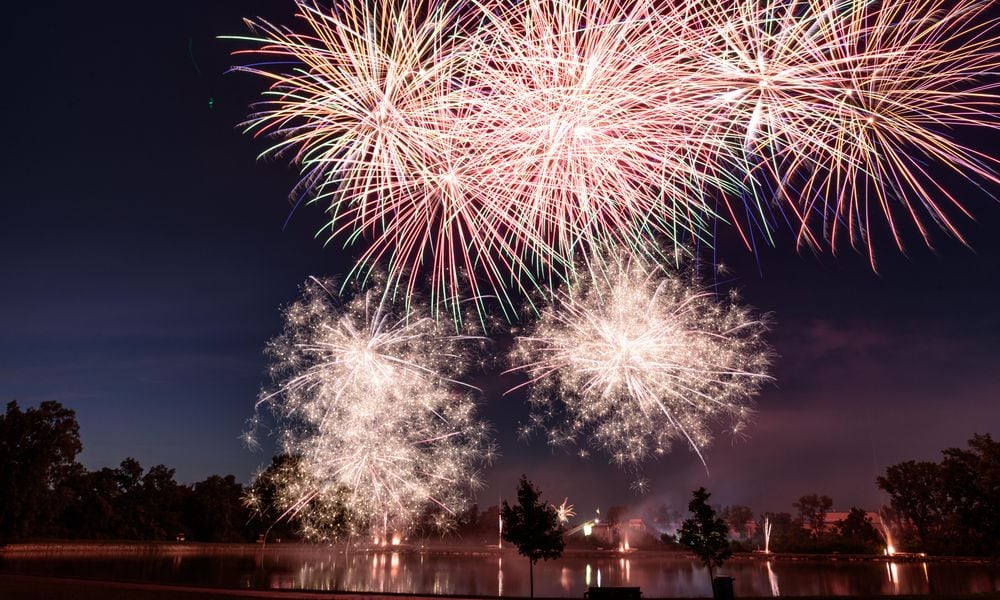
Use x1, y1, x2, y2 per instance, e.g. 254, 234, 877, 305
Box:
712, 576, 735, 600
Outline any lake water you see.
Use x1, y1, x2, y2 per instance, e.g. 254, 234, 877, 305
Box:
2, 545, 998, 597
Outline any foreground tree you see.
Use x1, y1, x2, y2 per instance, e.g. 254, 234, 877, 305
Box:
877, 460, 946, 549
0, 401, 82, 540
58, 466, 119, 538
138, 464, 188, 539
939, 434, 1000, 555
878, 434, 999, 555
501, 476, 565, 598
186, 475, 248, 542
678, 488, 732, 590
244, 454, 304, 542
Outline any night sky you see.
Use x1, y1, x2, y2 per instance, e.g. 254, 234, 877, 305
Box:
3, 1, 999, 521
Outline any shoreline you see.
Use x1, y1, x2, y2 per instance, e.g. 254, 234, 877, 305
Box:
2, 541, 996, 565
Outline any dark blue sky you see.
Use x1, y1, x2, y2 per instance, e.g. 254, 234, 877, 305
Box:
2, 1, 999, 520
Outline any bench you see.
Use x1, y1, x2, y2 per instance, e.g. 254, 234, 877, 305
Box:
584, 587, 642, 600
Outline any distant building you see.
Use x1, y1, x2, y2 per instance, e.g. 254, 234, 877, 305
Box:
588, 521, 613, 543
806, 510, 886, 534
583, 518, 651, 546
624, 518, 648, 536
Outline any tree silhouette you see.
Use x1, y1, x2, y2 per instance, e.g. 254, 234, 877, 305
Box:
878, 434, 1000, 556
939, 434, 1000, 555
501, 475, 564, 597
678, 487, 732, 588
0, 401, 82, 540
186, 475, 249, 542
793, 493, 833, 538
878, 460, 945, 550
835, 507, 882, 553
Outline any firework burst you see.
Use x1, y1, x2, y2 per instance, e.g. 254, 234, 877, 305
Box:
510, 258, 771, 472
248, 277, 493, 539
457, 0, 733, 266
683, 0, 1000, 263
232, 0, 1000, 309
556, 498, 576, 524
229, 0, 533, 315
228, 0, 740, 314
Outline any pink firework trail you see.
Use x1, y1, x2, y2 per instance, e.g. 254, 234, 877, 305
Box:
682, 0, 1000, 265
229, 0, 535, 317
456, 0, 732, 266
231, 0, 1000, 308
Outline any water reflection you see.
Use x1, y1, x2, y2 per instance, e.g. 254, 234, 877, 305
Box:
887, 561, 900, 591
766, 560, 779, 597
1, 546, 999, 597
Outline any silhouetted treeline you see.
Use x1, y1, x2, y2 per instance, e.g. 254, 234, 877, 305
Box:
0, 401, 258, 543
660, 434, 999, 556
737, 504, 883, 555
658, 499, 883, 554
2, 401, 997, 556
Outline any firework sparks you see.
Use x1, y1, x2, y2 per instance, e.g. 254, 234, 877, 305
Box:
457, 0, 733, 266
232, 0, 1000, 308
510, 258, 771, 471
228, 0, 534, 315
684, 0, 1000, 263
247, 277, 493, 540
228, 0, 736, 313
556, 498, 576, 524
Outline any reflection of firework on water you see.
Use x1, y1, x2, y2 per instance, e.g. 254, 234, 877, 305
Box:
248, 277, 493, 539
510, 258, 771, 470
686, 0, 1000, 263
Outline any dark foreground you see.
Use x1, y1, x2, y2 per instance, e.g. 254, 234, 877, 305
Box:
0, 573, 447, 600
2, 574, 1000, 600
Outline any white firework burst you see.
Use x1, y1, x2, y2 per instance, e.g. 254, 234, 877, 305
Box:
510, 258, 771, 470
249, 277, 493, 540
